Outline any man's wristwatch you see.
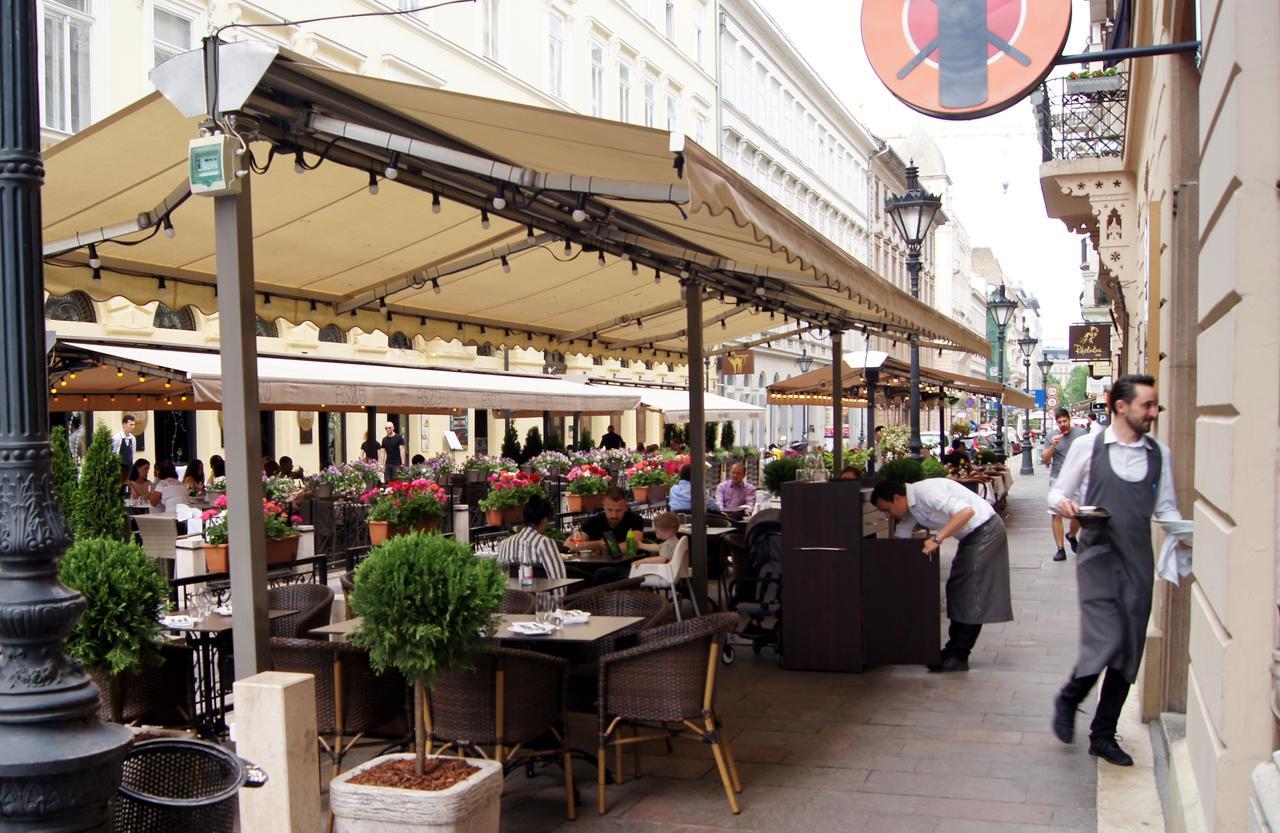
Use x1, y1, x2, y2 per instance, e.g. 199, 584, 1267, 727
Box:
929, 535, 943, 545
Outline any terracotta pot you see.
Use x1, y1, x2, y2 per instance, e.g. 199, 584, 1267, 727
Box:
631, 486, 650, 503
566, 493, 604, 512
202, 535, 299, 573
369, 519, 440, 545
484, 505, 525, 527
648, 484, 669, 503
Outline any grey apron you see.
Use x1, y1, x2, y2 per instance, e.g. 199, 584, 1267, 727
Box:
1073, 432, 1160, 683
948, 514, 1013, 624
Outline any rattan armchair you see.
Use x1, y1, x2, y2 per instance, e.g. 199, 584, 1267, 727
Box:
571, 590, 671, 659
426, 646, 576, 820
269, 637, 407, 779
92, 641, 196, 728
268, 584, 334, 638
562, 577, 644, 607
501, 588, 536, 614
595, 613, 742, 815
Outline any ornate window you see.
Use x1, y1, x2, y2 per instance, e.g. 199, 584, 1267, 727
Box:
256, 316, 278, 338
153, 302, 195, 331
318, 324, 345, 343
388, 332, 412, 349
476, 344, 494, 358
44, 290, 96, 322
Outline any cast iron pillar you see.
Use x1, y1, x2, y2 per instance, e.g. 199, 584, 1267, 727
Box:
906, 251, 923, 460
0, 2, 133, 829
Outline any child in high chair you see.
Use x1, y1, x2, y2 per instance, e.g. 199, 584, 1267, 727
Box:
633, 511, 681, 566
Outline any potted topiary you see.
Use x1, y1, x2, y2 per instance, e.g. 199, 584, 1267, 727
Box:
363, 479, 450, 545
71, 424, 128, 542
564, 464, 610, 511
878, 458, 925, 484
50, 424, 78, 518
477, 469, 543, 526
763, 456, 801, 492
59, 537, 171, 724
331, 533, 506, 833
200, 497, 302, 573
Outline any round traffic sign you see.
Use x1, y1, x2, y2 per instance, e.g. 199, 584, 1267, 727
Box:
1047, 385, 1060, 397
1047, 396, 1059, 408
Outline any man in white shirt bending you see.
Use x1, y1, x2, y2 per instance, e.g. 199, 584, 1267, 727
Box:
872, 477, 1013, 672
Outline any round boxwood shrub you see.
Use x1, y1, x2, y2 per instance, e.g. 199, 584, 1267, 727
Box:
763, 457, 801, 492
877, 458, 925, 484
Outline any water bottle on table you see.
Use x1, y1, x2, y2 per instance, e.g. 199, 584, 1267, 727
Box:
518, 548, 534, 588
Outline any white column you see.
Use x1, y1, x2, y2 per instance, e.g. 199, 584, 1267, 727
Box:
234, 671, 322, 833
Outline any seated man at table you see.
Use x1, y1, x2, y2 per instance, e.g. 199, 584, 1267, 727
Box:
495, 495, 566, 580
576, 487, 646, 573
715, 463, 757, 517
942, 439, 971, 469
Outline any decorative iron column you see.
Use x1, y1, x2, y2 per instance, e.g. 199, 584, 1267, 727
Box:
0, 2, 133, 829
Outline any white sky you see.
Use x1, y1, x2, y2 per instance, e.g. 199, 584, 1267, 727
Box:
757, 0, 1097, 348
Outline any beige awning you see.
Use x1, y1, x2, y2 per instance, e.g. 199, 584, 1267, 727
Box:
767, 358, 1036, 410
53, 340, 642, 414
586, 384, 765, 422
41, 44, 990, 364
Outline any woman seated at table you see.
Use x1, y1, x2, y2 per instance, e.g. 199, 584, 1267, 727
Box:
127, 459, 153, 501
668, 464, 720, 513
494, 495, 567, 580
151, 460, 186, 512
183, 459, 206, 493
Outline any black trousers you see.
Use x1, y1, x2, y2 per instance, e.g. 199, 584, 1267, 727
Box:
943, 621, 982, 661
1059, 668, 1130, 740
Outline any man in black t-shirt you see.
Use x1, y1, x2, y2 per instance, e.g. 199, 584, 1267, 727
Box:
600, 425, 625, 450
578, 487, 647, 584
379, 421, 407, 482
360, 431, 381, 463
942, 439, 971, 469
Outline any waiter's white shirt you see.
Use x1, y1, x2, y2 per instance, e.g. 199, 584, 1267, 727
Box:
895, 478, 996, 540
1046, 426, 1181, 521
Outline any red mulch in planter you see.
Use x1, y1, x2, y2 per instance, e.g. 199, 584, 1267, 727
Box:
348, 758, 479, 792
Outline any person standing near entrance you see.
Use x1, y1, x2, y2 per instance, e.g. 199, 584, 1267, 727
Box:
1042, 408, 1086, 562
871, 478, 1013, 672
379, 421, 406, 482
114, 414, 137, 470
600, 424, 625, 450
1048, 375, 1181, 766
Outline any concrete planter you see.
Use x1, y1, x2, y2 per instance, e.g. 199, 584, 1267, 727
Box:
330, 753, 503, 833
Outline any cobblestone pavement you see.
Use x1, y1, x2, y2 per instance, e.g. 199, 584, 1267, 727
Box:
501, 472, 1099, 832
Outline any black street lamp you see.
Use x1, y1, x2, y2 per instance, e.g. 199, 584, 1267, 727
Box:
986, 285, 1018, 458
1037, 357, 1054, 443
795, 348, 814, 443
884, 164, 942, 461
1016, 329, 1039, 475
0, 2, 132, 826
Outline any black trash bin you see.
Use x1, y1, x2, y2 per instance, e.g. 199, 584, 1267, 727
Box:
112, 738, 267, 833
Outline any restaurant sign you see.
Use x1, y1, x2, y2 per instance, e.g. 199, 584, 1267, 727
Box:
1068, 323, 1111, 361
719, 350, 755, 377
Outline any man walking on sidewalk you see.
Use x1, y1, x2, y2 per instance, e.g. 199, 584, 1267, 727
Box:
1042, 408, 1086, 562
872, 478, 1013, 673
1048, 375, 1183, 766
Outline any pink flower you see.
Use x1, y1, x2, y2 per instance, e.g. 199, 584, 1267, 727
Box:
201, 509, 218, 521
411, 478, 429, 488
290, 515, 303, 523
214, 495, 228, 509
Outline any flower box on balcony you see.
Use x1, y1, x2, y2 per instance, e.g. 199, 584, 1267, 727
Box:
1066, 75, 1122, 94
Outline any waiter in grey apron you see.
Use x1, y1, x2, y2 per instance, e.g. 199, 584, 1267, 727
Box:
872, 478, 1013, 673
1047, 375, 1182, 767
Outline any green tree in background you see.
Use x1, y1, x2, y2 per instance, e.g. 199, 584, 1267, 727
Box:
73, 425, 126, 541
577, 426, 594, 451
50, 425, 78, 519
522, 426, 543, 462
705, 421, 719, 451
544, 428, 565, 453
500, 423, 521, 462
720, 422, 736, 450
1064, 365, 1090, 405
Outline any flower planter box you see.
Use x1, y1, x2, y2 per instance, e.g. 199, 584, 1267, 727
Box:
483, 505, 525, 527
631, 486, 651, 503
631, 485, 668, 504
565, 494, 604, 513
329, 753, 503, 833
1065, 75, 1122, 94
368, 519, 440, 546
202, 535, 299, 574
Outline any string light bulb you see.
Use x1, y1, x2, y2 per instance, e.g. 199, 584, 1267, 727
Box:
432, 278, 442, 295
480, 209, 490, 229
367, 171, 379, 195
571, 195, 588, 223
653, 268, 662, 285
162, 216, 175, 238
116, 368, 123, 378
294, 149, 306, 173
378, 297, 388, 314
597, 250, 606, 267
492, 189, 506, 210
563, 239, 572, 256
500, 255, 511, 273
87, 243, 100, 269
431, 191, 442, 213
630, 258, 638, 276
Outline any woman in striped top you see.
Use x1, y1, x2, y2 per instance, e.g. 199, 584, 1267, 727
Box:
495, 495, 566, 579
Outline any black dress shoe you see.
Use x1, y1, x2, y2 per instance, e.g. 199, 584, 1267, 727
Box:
926, 656, 969, 673
1052, 693, 1077, 743
1053, 548, 1067, 562
1089, 737, 1134, 766
1066, 534, 1079, 554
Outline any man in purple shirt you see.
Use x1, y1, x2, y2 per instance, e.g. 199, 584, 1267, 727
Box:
714, 463, 757, 515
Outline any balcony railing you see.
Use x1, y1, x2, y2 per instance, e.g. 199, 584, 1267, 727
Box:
1033, 71, 1129, 162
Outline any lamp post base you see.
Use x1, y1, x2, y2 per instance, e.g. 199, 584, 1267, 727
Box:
1020, 445, 1035, 475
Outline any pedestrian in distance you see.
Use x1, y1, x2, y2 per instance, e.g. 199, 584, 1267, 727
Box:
1048, 375, 1183, 766
379, 421, 406, 482
1042, 407, 1086, 562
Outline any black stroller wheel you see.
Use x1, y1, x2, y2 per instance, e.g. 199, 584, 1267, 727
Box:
721, 645, 736, 665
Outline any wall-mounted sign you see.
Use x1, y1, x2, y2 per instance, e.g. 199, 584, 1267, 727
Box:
719, 350, 755, 377
1068, 323, 1111, 361
861, 0, 1072, 119
449, 413, 469, 448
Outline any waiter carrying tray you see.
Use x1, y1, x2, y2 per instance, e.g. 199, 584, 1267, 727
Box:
872, 478, 1013, 673
1047, 374, 1183, 767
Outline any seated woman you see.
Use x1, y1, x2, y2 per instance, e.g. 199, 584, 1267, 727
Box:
151, 460, 186, 512
209, 454, 225, 479
127, 459, 153, 500
494, 495, 566, 580
183, 459, 206, 493
667, 464, 720, 513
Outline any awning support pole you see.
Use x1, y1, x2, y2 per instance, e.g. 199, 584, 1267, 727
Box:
866, 368, 879, 475
215, 160, 270, 678
940, 398, 948, 458
831, 332, 843, 477
686, 279, 708, 608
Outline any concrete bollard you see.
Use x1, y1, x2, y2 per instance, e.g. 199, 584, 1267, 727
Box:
453, 504, 470, 545
234, 671, 322, 833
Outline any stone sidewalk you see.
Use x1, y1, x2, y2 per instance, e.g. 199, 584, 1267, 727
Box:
501, 471, 1117, 832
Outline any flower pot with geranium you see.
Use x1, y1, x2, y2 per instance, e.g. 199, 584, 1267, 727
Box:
477, 470, 544, 526
201, 496, 303, 573
363, 478, 450, 545
624, 459, 676, 503
565, 464, 610, 512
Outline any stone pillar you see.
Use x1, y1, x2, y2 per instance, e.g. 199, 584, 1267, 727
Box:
453, 504, 470, 545
234, 672, 322, 833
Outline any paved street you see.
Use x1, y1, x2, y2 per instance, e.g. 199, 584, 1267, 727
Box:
502, 471, 1104, 832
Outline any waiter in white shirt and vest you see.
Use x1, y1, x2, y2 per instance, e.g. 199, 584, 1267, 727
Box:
114, 414, 137, 469
872, 477, 1013, 672
1047, 374, 1183, 767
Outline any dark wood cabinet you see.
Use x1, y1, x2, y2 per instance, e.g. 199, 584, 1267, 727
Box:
780, 480, 940, 672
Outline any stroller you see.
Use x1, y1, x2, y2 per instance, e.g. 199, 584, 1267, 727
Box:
721, 508, 783, 664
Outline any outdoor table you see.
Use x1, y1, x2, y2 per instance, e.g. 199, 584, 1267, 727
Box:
311, 613, 645, 644
562, 549, 645, 568
164, 608, 295, 739
507, 577, 582, 594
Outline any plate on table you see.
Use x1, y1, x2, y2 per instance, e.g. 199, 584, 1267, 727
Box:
507, 622, 555, 636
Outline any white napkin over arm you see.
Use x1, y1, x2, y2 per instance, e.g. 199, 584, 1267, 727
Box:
1157, 535, 1193, 586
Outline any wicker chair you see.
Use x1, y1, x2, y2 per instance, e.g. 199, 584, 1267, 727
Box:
562, 577, 643, 607
267, 584, 334, 639
595, 613, 742, 815
501, 588, 536, 614
426, 646, 576, 820
92, 642, 196, 728
270, 637, 407, 779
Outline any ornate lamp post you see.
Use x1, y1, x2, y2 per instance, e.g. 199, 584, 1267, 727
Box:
1037, 357, 1054, 442
0, 3, 133, 828
884, 164, 942, 460
795, 348, 814, 444
1016, 329, 1039, 475
986, 285, 1018, 458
